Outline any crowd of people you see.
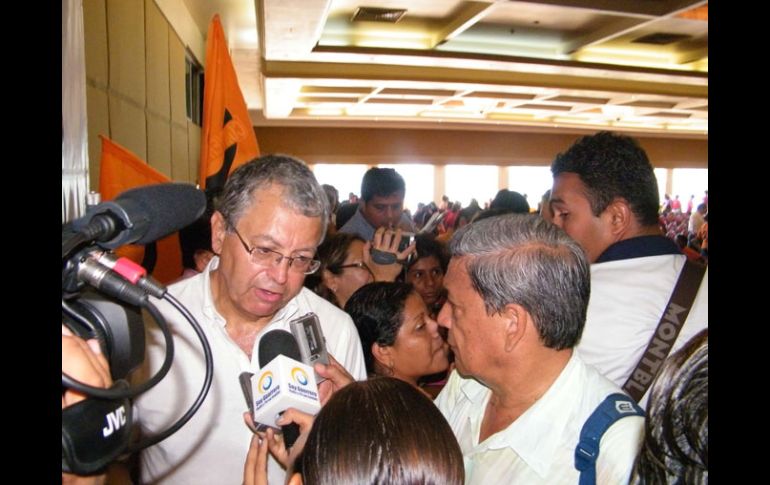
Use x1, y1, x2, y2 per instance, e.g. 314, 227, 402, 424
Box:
62, 130, 708, 484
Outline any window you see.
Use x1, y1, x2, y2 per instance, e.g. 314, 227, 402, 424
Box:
654, 168, 669, 206
445, 165, 499, 208
507, 166, 552, 210
186, 54, 204, 126
312, 164, 369, 204
671, 168, 708, 207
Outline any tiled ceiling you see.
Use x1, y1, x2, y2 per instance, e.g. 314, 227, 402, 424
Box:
184, 0, 707, 137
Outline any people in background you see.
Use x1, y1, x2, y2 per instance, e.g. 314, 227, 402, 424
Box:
405, 235, 449, 319
321, 184, 339, 238
435, 214, 643, 483
345, 282, 450, 395
304, 229, 407, 309
244, 377, 464, 485
631, 329, 708, 484
687, 203, 707, 247
338, 167, 416, 240
134, 155, 366, 485
550, 131, 707, 404
178, 192, 216, 280
540, 189, 554, 223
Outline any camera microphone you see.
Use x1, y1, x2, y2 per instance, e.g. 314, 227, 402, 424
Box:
71, 183, 206, 249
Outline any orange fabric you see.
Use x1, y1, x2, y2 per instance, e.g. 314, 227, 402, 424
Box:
98, 136, 182, 284
199, 14, 260, 191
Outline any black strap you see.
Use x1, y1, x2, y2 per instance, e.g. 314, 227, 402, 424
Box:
575, 393, 645, 485
622, 260, 706, 402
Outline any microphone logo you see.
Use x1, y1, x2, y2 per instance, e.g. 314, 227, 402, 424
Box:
291, 368, 309, 386
258, 371, 274, 393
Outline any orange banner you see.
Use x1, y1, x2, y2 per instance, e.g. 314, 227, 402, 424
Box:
199, 14, 260, 191
98, 136, 182, 284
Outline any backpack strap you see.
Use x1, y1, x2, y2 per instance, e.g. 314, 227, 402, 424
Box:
574, 393, 644, 485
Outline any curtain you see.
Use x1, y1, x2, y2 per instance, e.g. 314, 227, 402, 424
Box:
62, 0, 89, 223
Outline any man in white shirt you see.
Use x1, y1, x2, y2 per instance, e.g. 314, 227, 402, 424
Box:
549, 131, 707, 405
434, 214, 643, 484
134, 155, 367, 484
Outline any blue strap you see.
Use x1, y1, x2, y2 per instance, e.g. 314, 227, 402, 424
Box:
575, 393, 644, 485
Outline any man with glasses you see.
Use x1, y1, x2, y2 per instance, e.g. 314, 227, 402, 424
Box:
135, 155, 367, 485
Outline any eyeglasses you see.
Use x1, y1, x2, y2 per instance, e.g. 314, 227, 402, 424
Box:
334, 262, 375, 279
229, 224, 321, 274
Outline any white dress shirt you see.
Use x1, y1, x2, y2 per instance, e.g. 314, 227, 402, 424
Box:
135, 257, 367, 484
435, 353, 644, 485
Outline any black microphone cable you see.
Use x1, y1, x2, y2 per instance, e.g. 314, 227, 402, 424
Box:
127, 291, 214, 452
62, 261, 214, 451
61, 297, 174, 400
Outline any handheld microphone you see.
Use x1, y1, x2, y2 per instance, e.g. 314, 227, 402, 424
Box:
72, 183, 206, 249
254, 330, 321, 449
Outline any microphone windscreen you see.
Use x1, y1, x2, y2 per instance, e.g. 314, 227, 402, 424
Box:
258, 330, 302, 367
116, 183, 206, 245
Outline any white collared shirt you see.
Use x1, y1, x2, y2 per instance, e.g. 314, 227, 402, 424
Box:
578, 253, 707, 406
434, 353, 644, 485
135, 257, 367, 484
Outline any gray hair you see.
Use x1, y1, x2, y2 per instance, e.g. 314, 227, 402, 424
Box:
217, 154, 329, 242
449, 213, 589, 350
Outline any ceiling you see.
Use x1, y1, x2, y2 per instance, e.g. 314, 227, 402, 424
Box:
183, 0, 707, 137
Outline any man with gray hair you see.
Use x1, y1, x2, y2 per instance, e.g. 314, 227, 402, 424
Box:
135, 155, 366, 484
434, 214, 643, 484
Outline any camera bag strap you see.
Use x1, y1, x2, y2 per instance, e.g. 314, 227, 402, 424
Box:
621, 259, 706, 402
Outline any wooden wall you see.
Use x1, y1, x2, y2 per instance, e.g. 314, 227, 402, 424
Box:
253, 126, 707, 169
82, 0, 201, 190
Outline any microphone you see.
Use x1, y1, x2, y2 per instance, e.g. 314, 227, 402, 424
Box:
72, 183, 206, 249
254, 330, 321, 449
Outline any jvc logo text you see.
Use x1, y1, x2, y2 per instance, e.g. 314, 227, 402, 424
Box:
102, 405, 127, 437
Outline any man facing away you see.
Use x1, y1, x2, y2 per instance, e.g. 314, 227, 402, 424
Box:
435, 214, 643, 484
134, 155, 366, 484
338, 167, 416, 240
549, 131, 707, 405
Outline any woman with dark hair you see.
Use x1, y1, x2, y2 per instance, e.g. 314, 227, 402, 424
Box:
305, 230, 413, 309
304, 232, 373, 309
344, 282, 450, 395
405, 235, 449, 319
631, 329, 708, 484
244, 377, 464, 485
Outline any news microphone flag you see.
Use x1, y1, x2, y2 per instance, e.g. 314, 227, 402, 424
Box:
250, 355, 321, 429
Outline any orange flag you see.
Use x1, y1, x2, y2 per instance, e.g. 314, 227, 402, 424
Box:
98, 136, 183, 284
200, 14, 260, 191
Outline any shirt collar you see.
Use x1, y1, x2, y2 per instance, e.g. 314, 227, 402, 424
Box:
595, 235, 681, 263
460, 354, 582, 479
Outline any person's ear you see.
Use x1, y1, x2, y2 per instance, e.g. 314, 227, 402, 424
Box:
211, 211, 227, 254
502, 304, 527, 352
605, 198, 632, 237
372, 343, 393, 371
287, 472, 303, 485
321, 269, 338, 293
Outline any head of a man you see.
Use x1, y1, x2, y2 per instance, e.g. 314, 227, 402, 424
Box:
437, 214, 590, 379
210, 154, 329, 322
360, 168, 406, 229
550, 131, 660, 262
